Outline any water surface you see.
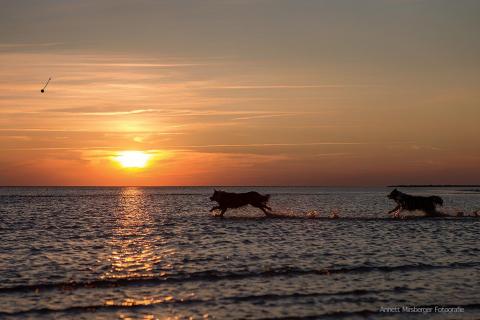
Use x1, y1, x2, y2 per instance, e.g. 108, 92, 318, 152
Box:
1, 187, 479, 319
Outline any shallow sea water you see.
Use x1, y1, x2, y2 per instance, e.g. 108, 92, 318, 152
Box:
0, 187, 479, 319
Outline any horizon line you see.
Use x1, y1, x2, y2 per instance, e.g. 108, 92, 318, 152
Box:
1, 185, 479, 188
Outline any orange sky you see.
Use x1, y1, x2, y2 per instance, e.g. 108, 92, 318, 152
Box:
1, 1, 479, 186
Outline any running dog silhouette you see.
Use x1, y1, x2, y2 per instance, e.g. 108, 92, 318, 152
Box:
387, 188, 445, 218
209, 190, 272, 217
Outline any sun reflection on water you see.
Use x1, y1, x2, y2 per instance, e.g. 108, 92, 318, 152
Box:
103, 187, 175, 280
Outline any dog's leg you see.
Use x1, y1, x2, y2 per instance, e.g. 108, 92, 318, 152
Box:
393, 208, 403, 219
219, 208, 227, 217
210, 206, 220, 212
260, 206, 273, 216
388, 205, 400, 214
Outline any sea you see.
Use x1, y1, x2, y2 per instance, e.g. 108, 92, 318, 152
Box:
0, 186, 479, 319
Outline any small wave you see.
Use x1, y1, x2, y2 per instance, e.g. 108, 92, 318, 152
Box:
212, 213, 479, 221
258, 310, 378, 320
0, 296, 206, 317
257, 303, 480, 320
225, 286, 409, 303
1, 262, 478, 294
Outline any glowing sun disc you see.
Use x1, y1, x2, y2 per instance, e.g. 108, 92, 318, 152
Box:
115, 151, 151, 168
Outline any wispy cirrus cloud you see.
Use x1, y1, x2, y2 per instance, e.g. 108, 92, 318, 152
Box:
42, 108, 158, 116
1, 141, 367, 151
315, 152, 355, 158
0, 42, 64, 49
37, 106, 318, 120
207, 84, 381, 90
0, 128, 183, 134
172, 142, 368, 149
55, 62, 206, 68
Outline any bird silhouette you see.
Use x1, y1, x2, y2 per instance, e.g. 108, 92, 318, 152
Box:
41, 77, 51, 93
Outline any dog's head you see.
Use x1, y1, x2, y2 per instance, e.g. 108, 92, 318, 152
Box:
388, 188, 400, 200
210, 189, 222, 202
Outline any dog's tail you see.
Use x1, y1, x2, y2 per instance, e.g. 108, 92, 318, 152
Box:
431, 196, 444, 207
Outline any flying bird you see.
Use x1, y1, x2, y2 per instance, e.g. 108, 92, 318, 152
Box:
41, 77, 51, 93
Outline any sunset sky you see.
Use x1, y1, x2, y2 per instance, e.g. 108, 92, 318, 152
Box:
1, 0, 479, 186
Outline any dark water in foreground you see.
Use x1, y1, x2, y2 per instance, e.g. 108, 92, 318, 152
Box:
0, 187, 479, 319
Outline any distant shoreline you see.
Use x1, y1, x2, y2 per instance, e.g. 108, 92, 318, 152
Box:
1, 185, 479, 188
388, 185, 480, 188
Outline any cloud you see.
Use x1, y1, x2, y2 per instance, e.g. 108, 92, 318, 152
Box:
232, 112, 305, 121
44, 108, 158, 116
0, 42, 63, 49
0, 128, 182, 134
315, 152, 354, 157
38, 106, 316, 120
207, 84, 380, 90
56, 62, 205, 68
0, 141, 366, 152
172, 142, 367, 149
410, 144, 442, 151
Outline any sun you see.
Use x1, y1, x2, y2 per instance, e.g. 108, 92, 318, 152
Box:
114, 151, 151, 168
